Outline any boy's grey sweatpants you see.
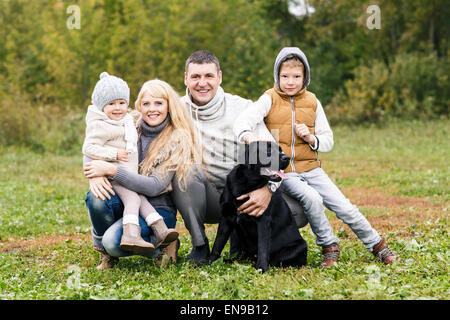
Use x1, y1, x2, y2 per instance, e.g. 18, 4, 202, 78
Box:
280, 167, 381, 251
171, 167, 309, 247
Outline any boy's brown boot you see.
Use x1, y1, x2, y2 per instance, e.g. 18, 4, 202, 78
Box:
151, 219, 179, 248
319, 244, 340, 268
95, 249, 119, 271
372, 237, 398, 265
120, 223, 155, 255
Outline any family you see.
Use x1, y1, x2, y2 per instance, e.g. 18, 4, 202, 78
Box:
82, 48, 398, 271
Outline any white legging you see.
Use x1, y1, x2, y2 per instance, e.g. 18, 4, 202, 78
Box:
111, 181, 162, 226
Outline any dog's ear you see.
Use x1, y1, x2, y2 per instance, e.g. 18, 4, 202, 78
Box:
253, 141, 270, 168
220, 181, 234, 206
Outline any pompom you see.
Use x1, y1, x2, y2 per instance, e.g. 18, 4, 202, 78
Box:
99, 72, 109, 79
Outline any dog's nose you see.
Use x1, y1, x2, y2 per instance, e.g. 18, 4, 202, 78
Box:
281, 154, 290, 162
280, 154, 290, 169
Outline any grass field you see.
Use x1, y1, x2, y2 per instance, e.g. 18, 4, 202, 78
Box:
0, 119, 448, 300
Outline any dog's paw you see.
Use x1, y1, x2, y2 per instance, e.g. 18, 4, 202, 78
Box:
208, 254, 220, 264
254, 261, 269, 273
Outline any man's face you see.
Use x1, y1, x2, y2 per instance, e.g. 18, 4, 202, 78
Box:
184, 63, 222, 106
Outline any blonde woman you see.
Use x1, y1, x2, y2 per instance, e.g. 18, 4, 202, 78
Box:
84, 79, 202, 270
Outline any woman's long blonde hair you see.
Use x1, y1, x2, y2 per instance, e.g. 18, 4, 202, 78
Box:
135, 79, 203, 190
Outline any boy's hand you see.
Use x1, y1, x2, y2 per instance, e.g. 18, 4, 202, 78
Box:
242, 132, 258, 144
295, 123, 315, 146
117, 149, 129, 162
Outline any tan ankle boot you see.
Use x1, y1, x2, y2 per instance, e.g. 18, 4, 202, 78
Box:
151, 219, 179, 248
120, 223, 155, 255
96, 251, 118, 270
156, 239, 180, 267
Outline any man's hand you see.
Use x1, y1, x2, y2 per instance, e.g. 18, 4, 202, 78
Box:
236, 185, 272, 217
295, 123, 315, 146
117, 149, 129, 162
89, 176, 115, 200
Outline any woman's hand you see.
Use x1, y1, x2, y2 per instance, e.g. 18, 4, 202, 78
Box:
84, 160, 117, 178
89, 176, 115, 200
157, 183, 173, 196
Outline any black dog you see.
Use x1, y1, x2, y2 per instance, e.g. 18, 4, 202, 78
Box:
209, 141, 307, 272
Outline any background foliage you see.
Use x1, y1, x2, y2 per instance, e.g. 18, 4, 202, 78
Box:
0, 0, 448, 152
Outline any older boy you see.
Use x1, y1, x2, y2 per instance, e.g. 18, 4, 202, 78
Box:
234, 47, 398, 266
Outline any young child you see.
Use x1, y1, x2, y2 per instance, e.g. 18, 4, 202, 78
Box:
233, 47, 398, 267
83, 72, 178, 255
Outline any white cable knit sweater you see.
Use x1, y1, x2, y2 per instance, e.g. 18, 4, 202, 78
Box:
181, 87, 274, 192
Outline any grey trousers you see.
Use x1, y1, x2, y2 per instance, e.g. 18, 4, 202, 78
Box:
171, 167, 308, 247
281, 168, 381, 251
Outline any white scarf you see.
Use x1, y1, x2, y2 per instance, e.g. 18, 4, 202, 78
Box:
88, 105, 138, 153
185, 86, 225, 122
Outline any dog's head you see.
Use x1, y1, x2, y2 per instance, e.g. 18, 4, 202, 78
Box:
222, 141, 290, 205
244, 141, 290, 182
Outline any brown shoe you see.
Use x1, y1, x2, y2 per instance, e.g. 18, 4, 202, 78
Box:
96, 250, 119, 271
151, 219, 179, 248
156, 239, 180, 267
320, 244, 340, 268
372, 237, 398, 265
120, 223, 155, 255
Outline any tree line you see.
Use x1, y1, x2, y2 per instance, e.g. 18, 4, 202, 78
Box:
0, 0, 448, 151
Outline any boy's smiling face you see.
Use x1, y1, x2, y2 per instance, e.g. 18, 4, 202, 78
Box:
279, 62, 305, 96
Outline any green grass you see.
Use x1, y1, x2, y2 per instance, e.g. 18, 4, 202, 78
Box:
0, 119, 448, 300
0, 148, 89, 239
323, 119, 449, 200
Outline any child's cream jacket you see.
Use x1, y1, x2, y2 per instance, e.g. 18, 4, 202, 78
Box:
82, 106, 139, 173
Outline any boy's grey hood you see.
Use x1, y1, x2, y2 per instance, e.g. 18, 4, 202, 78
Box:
273, 47, 310, 91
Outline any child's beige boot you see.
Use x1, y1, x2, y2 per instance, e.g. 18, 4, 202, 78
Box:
151, 219, 179, 248
120, 223, 155, 255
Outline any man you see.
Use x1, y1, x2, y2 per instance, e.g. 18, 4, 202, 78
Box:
172, 50, 308, 264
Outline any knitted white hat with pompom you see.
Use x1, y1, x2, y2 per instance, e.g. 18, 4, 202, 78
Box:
91, 71, 130, 111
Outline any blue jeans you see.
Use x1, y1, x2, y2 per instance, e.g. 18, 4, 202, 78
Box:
85, 191, 177, 258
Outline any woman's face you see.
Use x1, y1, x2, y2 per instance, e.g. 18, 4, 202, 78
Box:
139, 91, 169, 127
